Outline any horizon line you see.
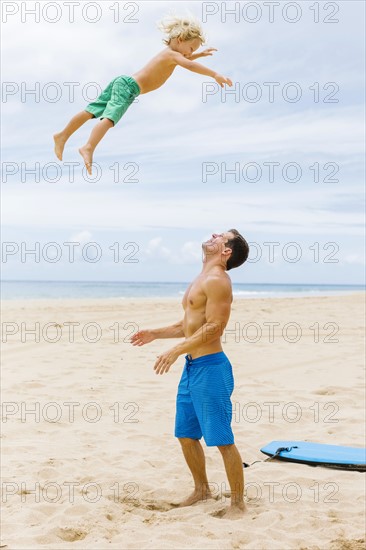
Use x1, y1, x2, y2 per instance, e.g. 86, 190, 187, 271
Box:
1, 280, 365, 288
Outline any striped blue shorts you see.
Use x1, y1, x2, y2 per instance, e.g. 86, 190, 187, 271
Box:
174, 351, 235, 447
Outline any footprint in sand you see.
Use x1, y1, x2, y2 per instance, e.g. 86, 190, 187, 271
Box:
210, 508, 227, 518
313, 387, 337, 396
52, 527, 87, 542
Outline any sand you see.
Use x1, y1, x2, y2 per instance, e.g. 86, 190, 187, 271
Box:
1, 293, 365, 550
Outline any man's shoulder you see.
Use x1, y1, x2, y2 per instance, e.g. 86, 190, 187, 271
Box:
203, 273, 232, 296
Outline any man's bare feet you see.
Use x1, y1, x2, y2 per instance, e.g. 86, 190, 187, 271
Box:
53, 133, 66, 161
79, 145, 93, 175
217, 502, 246, 519
177, 488, 214, 507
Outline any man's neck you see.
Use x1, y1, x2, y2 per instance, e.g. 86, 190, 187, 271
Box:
201, 257, 226, 274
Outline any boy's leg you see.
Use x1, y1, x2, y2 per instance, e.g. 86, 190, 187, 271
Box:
218, 443, 246, 516
54, 110, 94, 160
79, 117, 114, 175
177, 437, 213, 506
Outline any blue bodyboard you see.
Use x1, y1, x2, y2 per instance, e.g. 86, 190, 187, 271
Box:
260, 440, 366, 471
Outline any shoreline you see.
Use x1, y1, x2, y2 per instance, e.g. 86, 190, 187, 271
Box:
1, 290, 365, 306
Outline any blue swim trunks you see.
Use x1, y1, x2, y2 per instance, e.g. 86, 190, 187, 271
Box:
85, 75, 140, 126
175, 351, 235, 447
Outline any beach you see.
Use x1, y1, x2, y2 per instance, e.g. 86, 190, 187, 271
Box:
1, 293, 365, 550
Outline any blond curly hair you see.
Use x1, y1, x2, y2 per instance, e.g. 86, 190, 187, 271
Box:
158, 14, 206, 45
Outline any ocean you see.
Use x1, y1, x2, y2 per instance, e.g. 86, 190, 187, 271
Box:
1, 280, 364, 300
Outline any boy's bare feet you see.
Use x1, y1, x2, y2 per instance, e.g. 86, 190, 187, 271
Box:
79, 145, 93, 175
53, 133, 66, 161
177, 488, 213, 507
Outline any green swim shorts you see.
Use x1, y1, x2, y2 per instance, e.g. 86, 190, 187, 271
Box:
85, 75, 140, 126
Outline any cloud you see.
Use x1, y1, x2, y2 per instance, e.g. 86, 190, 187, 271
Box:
69, 230, 93, 243
142, 237, 205, 265
342, 254, 365, 266
144, 237, 172, 260
2, 182, 364, 240
175, 240, 203, 264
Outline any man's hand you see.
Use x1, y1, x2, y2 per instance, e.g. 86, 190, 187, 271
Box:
153, 348, 180, 375
130, 329, 155, 346
215, 74, 233, 88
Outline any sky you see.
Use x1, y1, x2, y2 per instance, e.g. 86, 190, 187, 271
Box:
1, 0, 365, 284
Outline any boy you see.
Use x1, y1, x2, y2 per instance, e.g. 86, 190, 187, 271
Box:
53, 15, 233, 174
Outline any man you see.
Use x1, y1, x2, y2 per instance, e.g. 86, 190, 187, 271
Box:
130, 229, 249, 518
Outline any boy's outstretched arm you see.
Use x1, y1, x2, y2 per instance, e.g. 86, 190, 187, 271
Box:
171, 51, 232, 87
188, 47, 217, 60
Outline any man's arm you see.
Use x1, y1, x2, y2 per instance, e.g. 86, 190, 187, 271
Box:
130, 320, 184, 346
151, 320, 184, 339
153, 277, 232, 374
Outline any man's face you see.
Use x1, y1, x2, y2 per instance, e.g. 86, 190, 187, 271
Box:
202, 231, 234, 256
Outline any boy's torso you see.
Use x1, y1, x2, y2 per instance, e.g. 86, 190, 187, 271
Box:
132, 48, 178, 94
